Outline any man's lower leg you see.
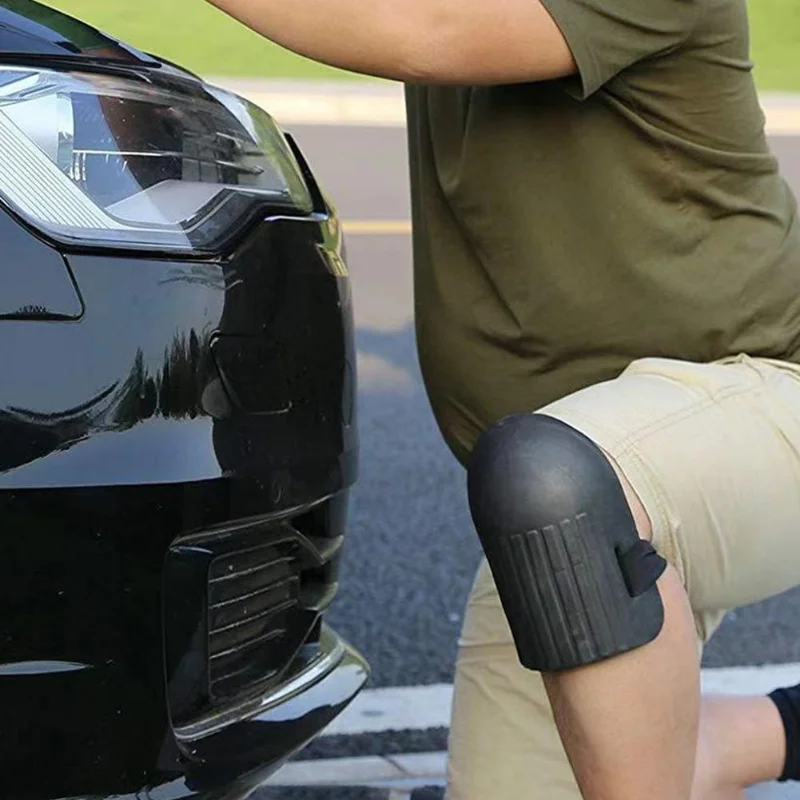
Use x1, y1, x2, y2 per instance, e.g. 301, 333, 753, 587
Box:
540, 581, 791, 800
542, 566, 700, 800
692, 694, 786, 799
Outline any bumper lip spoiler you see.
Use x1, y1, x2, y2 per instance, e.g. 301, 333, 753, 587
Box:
174, 624, 361, 742
169, 624, 369, 798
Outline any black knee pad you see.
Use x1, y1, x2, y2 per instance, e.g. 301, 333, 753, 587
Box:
467, 414, 667, 672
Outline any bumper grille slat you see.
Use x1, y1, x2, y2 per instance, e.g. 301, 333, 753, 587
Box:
210, 661, 280, 692
209, 627, 289, 698
210, 626, 288, 663
210, 578, 297, 631
209, 553, 295, 584
210, 598, 298, 654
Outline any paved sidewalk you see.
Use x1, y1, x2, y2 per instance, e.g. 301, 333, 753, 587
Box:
207, 77, 800, 134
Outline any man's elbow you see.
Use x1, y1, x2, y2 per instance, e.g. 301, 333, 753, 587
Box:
393, 36, 573, 87
392, 30, 482, 85
388, 1, 577, 86
376, 4, 491, 85
394, 50, 447, 85
370, 20, 451, 84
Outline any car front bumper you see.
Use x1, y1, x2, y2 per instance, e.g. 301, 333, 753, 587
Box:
0, 203, 363, 798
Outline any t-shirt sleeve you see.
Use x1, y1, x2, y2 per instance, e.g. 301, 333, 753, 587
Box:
539, 0, 701, 98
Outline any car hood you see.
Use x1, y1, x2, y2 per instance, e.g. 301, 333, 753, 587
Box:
0, 0, 160, 66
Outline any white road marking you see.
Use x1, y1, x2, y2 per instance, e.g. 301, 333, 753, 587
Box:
265, 751, 445, 790
767, 111, 800, 136
322, 663, 800, 736
270, 754, 409, 786
210, 79, 800, 135
343, 220, 413, 236
247, 93, 800, 136
322, 683, 453, 736
701, 662, 800, 696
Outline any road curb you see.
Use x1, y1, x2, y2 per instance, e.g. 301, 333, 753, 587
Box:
208, 78, 800, 135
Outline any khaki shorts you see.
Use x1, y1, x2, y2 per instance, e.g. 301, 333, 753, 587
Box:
446, 355, 800, 800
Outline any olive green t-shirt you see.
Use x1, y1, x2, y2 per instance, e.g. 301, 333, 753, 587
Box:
405, 0, 800, 466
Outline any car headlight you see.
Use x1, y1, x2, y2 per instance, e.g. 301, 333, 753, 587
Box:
0, 67, 315, 254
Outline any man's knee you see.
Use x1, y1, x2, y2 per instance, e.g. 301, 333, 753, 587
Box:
466, 413, 668, 673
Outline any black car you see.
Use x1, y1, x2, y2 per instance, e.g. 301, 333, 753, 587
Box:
0, 2, 367, 798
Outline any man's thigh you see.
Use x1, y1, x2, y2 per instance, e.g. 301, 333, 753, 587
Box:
538, 355, 800, 626
447, 355, 800, 797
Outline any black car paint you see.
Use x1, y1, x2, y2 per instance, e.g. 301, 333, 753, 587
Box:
0, 0, 160, 65
0, 1, 367, 797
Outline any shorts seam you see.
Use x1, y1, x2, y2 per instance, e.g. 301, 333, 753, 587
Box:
601, 382, 762, 456
614, 441, 685, 581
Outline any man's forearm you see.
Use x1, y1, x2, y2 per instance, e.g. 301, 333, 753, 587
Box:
204, 0, 576, 85
206, 0, 421, 81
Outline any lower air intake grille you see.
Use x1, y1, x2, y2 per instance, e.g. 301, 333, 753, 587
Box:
207, 538, 305, 700
165, 499, 347, 721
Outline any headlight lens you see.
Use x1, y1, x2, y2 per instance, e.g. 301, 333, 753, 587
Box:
0, 68, 314, 253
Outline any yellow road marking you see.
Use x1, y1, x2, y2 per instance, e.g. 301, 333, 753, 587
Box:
342, 220, 412, 235
210, 77, 800, 135
241, 92, 406, 128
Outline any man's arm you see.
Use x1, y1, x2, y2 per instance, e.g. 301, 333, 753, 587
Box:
205, 0, 576, 85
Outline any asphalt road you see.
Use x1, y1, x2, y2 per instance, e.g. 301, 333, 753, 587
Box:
286, 124, 800, 687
